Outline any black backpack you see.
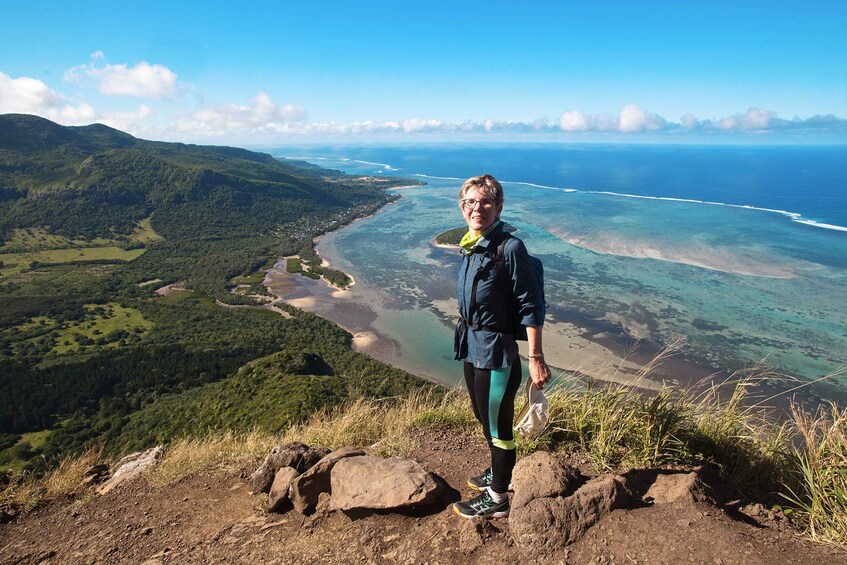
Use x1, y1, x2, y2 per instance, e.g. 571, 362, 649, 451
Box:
468, 232, 545, 341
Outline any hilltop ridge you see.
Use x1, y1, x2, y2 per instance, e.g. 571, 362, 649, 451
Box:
1, 425, 842, 564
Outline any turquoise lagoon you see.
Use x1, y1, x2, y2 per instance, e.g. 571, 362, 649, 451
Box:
274, 144, 847, 405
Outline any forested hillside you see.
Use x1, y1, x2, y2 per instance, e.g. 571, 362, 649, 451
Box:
0, 114, 426, 472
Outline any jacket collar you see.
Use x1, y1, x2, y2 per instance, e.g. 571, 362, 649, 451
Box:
462, 220, 503, 255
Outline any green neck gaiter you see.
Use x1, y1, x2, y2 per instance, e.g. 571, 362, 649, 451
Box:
459, 221, 498, 252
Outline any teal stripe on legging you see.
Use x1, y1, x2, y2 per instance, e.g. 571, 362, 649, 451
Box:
488, 367, 515, 450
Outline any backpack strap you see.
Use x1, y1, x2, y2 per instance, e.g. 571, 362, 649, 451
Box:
465, 231, 516, 334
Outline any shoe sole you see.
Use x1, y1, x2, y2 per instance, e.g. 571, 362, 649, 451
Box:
452, 503, 510, 519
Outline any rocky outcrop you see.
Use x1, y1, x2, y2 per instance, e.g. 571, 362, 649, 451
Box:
329, 456, 442, 511
289, 447, 366, 515
97, 446, 164, 495
509, 452, 635, 553
248, 442, 330, 494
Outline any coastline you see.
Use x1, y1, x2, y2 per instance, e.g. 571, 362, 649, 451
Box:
261, 201, 819, 412
263, 205, 679, 391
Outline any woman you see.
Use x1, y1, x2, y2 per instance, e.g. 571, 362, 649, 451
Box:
452, 174, 551, 519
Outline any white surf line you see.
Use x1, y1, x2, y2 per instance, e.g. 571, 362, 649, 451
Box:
275, 155, 334, 161
503, 180, 578, 192
412, 175, 577, 192
412, 173, 466, 181
278, 154, 398, 172
281, 154, 847, 235
587, 190, 847, 234
793, 219, 847, 233
346, 158, 399, 171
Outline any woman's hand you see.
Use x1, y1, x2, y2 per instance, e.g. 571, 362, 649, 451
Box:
529, 356, 551, 389
526, 326, 551, 388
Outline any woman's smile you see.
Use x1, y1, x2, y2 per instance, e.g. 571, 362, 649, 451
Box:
461, 188, 501, 232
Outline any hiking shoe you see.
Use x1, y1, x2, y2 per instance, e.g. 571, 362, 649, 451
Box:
453, 489, 510, 519
467, 467, 513, 492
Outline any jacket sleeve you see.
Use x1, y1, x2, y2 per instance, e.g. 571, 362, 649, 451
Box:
503, 238, 545, 327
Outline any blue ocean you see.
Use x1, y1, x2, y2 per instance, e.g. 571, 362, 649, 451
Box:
273, 144, 847, 405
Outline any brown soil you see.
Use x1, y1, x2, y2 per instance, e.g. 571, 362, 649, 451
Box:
1, 429, 844, 565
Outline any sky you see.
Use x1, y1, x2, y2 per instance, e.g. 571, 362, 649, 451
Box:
1, 0, 846, 145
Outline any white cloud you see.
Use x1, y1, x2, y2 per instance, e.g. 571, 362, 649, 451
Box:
0, 72, 97, 125
680, 114, 700, 129
64, 52, 178, 99
298, 109, 845, 139
560, 110, 588, 131
558, 105, 666, 134
619, 104, 666, 133
98, 105, 154, 132
403, 118, 443, 133
715, 107, 776, 131
532, 117, 554, 130
0, 73, 63, 113
5, 68, 844, 142
176, 92, 307, 137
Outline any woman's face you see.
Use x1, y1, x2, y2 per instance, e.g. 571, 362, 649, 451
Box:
460, 187, 502, 232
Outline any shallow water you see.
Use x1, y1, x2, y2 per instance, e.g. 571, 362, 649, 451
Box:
274, 144, 847, 404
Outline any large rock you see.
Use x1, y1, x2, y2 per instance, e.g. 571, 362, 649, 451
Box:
97, 446, 164, 495
267, 467, 300, 513
510, 474, 634, 553
249, 442, 331, 493
644, 471, 714, 505
329, 456, 442, 511
510, 451, 581, 510
289, 447, 365, 515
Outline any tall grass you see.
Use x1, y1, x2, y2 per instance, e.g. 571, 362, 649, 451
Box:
783, 402, 847, 546
1, 446, 106, 511
280, 389, 475, 456
2, 357, 844, 547
144, 389, 474, 487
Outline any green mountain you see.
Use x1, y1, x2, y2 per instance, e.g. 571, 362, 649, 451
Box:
0, 115, 428, 472
0, 113, 401, 241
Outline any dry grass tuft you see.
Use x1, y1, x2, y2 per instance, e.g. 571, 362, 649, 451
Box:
147, 389, 475, 486
146, 430, 280, 487
784, 401, 847, 546
281, 389, 475, 457
1, 445, 107, 512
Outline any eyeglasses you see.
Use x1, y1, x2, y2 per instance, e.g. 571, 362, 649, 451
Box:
461, 198, 497, 211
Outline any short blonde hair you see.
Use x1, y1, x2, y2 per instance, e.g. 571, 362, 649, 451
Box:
459, 174, 504, 204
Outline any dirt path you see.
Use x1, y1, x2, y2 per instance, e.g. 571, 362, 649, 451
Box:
1, 429, 843, 564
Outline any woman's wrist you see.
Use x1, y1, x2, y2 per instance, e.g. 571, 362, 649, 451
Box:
528, 353, 544, 359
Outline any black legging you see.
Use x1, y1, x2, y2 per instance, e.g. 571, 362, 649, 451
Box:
464, 359, 522, 494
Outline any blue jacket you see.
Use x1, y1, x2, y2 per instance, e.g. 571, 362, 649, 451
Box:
454, 221, 546, 369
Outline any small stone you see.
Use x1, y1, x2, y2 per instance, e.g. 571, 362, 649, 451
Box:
141, 527, 154, 535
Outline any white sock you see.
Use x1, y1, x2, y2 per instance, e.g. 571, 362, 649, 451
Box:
487, 487, 507, 503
